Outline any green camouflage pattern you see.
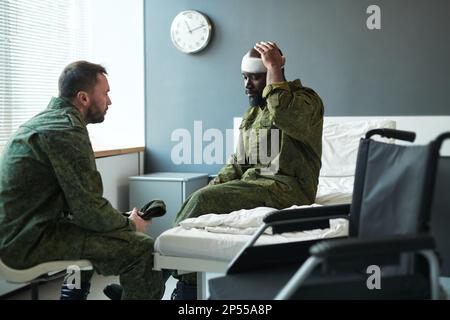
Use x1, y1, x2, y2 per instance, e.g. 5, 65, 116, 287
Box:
0, 97, 163, 299
175, 79, 324, 225
173, 80, 323, 286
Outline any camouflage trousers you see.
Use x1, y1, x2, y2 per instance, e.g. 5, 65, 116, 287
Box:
2, 222, 164, 300
174, 179, 293, 225
173, 179, 297, 285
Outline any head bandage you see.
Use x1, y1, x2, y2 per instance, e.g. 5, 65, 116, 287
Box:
241, 52, 284, 73
241, 52, 267, 73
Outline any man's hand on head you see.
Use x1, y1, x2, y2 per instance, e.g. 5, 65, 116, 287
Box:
254, 41, 285, 84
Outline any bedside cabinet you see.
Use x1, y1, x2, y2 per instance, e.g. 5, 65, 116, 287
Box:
129, 172, 208, 239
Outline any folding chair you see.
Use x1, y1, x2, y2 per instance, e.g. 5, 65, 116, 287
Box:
209, 129, 450, 300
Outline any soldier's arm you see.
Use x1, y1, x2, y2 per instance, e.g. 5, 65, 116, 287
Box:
254, 41, 323, 144
263, 82, 324, 144
40, 129, 136, 233
215, 158, 253, 185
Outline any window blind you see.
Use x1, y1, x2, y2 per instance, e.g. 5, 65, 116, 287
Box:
0, 0, 90, 147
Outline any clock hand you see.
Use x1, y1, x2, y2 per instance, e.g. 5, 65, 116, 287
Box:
184, 20, 192, 33
190, 24, 205, 32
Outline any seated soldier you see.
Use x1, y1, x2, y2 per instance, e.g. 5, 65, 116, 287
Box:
171, 41, 325, 299
0, 61, 164, 300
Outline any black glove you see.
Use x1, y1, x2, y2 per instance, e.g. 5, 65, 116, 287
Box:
139, 199, 166, 220
123, 199, 166, 221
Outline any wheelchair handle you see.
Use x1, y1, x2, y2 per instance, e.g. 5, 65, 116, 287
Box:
366, 128, 416, 142
433, 132, 450, 153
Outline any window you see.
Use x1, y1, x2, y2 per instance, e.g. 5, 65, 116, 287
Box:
0, 0, 91, 148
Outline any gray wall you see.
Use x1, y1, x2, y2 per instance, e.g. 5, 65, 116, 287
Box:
144, 0, 450, 174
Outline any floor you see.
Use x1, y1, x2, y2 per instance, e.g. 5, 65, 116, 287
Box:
3, 273, 177, 300
4, 274, 450, 300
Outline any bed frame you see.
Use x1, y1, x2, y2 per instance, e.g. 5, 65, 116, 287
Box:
153, 253, 229, 299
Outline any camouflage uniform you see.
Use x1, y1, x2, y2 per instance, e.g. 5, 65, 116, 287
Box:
173, 80, 323, 287
175, 80, 324, 225
0, 97, 164, 300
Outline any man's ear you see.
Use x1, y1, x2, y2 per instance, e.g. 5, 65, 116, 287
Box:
75, 91, 90, 108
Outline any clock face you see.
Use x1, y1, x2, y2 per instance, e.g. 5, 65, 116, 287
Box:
170, 10, 212, 54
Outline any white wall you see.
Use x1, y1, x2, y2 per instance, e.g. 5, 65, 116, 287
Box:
86, 0, 145, 150
96, 152, 144, 212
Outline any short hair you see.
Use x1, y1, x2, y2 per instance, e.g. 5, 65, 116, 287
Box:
58, 61, 107, 99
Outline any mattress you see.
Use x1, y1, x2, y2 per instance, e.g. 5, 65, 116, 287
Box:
154, 176, 352, 262
155, 217, 349, 261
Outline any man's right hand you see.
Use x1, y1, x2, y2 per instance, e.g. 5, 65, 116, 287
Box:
208, 176, 221, 186
129, 207, 152, 233
254, 41, 285, 84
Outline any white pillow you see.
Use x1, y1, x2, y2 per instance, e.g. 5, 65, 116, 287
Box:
316, 176, 354, 205
320, 118, 396, 177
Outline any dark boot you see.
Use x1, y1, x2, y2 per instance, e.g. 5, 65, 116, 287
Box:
171, 281, 197, 300
60, 282, 91, 300
103, 283, 123, 300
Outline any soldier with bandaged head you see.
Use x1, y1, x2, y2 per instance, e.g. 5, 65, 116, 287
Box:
171, 41, 324, 299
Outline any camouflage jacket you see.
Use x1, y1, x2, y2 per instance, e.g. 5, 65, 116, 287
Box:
0, 97, 134, 254
216, 79, 324, 204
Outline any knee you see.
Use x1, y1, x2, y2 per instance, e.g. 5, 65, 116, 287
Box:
127, 233, 154, 258
191, 185, 221, 201
184, 188, 209, 208
175, 187, 215, 224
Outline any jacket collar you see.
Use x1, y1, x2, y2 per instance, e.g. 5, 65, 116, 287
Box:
48, 97, 86, 125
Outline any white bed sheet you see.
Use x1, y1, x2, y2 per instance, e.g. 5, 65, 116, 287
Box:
155, 217, 348, 261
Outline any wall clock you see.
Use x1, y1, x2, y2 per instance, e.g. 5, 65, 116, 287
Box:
170, 10, 212, 54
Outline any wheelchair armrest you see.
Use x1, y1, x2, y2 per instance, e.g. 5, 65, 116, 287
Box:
227, 237, 347, 274
263, 204, 350, 234
310, 233, 435, 259
264, 204, 350, 223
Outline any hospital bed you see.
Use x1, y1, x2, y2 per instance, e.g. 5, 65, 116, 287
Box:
153, 118, 397, 299
208, 129, 449, 300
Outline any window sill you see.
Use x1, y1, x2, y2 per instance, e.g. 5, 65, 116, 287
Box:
0, 145, 144, 159
94, 146, 145, 159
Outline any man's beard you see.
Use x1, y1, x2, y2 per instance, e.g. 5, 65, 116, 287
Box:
88, 114, 105, 124
249, 95, 265, 107
86, 105, 105, 124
